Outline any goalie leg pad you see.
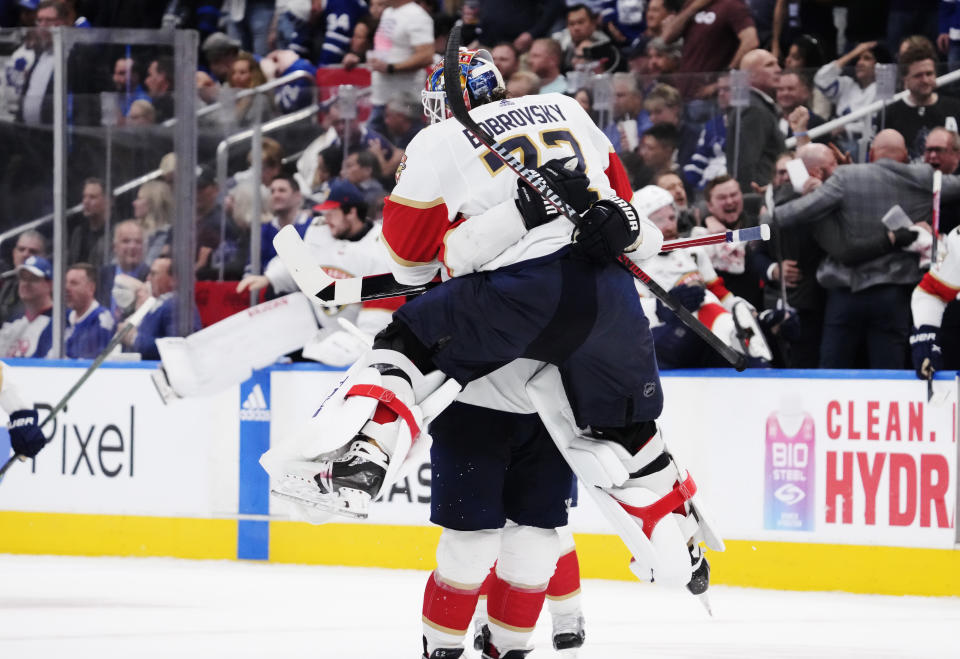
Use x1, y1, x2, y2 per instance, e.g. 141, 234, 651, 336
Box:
260, 346, 461, 520
526, 364, 723, 590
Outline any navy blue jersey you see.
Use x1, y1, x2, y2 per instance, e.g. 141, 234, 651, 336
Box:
317, 0, 369, 65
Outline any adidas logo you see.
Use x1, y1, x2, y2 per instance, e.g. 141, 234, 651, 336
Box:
239, 384, 270, 422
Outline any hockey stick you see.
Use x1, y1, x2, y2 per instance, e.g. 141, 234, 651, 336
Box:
0, 297, 158, 481
927, 169, 942, 403
273, 226, 771, 305
443, 23, 746, 371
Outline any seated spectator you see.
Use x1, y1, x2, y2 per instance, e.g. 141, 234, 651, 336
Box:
97, 220, 148, 313
527, 38, 567, 94
573, 87, 595, 119
126, 99, 156, 125
195, 168, 226, 276
260, 174, 312, 269
727, 49, 785, 192
305, 145, 343, 204
701, 175, 764, 309
884, 45, 960, 161
0, 256, 53, 358
506, 70, 541, 98
221, 51, 272, 127
64, 263, 114, 359
644, 83, 700, 176
368, 94, 422, 174
232, 137, 284, 189
603, 71, 650, 153
815, 40, 894, 156
132, 180, 174, 265
491, 42, 521, 81
553, 4, 610, 70
684, 73, 730, 191
202, 32, 241, 84
0, 230, 46, 323
869, 127, 909, 163
144, 56, 175, 122
127, 257, 201, 360
111, 56, 151, 117
68, 177, 109, 270
341, 150, 386, 211
638, 123, 679, 187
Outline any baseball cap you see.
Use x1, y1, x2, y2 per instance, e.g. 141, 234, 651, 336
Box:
202, 32, 241, 59
18, 0, 39, 10
314, 179, 365, 211
17, 255, 52, 280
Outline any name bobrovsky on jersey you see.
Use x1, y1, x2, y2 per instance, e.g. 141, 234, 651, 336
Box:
462, 102, 568, 148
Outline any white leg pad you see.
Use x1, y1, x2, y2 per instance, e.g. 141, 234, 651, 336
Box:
526, 364, 723, 589
156, 293, 319, 399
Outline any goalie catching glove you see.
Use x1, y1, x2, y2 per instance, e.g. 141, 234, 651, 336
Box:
573, 196, 642, 262
515, 156, 594, 230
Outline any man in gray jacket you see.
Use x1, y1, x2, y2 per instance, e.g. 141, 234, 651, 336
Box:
774, 143, 960, 368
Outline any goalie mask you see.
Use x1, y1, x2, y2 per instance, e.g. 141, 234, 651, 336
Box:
422, 48, 505, 124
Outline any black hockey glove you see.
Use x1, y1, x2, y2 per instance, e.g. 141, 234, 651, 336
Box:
572, 197, 641, 263
656, 284, 705, 323
8, 409, 45, 458
515, 157, 593, 230
891, 227, 919, 248
910, 324, 942, 379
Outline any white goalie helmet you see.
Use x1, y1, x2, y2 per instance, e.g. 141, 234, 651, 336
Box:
421, 47, 505, 125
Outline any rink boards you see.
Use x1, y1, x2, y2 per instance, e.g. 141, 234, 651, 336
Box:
0, 359, 958, 596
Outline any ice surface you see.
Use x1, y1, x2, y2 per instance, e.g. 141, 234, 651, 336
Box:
1, 554, 957, 658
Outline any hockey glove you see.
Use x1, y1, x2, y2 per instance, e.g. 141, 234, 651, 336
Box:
910, 325, 942, 379
515, 157, 592, 230
758, 305, 802, 342
572, 197, 641, 262
8, 409, 45, 458
655, 284, 705, 323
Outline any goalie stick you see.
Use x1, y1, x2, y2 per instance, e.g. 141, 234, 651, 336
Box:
0, 297, 159, 481
272, 225, 770, 305
442, 22, 747, 371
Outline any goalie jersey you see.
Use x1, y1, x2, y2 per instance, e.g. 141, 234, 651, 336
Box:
382, 92, 634, 284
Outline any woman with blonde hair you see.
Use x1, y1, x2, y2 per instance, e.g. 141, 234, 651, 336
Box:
132, 180, 174, 264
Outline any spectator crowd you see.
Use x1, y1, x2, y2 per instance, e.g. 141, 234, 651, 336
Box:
0, 0, 958, 374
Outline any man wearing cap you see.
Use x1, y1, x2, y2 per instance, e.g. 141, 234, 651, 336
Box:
64, 262, 114, 359
0, 256, 53, 358
0, 230, 46, 323
202, 32, 241, 83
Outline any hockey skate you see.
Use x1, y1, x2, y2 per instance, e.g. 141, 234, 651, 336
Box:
551, 612, 585, 656
269, 439, 388, 519
478, 628, 531, 659
731, 300, 773, 362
